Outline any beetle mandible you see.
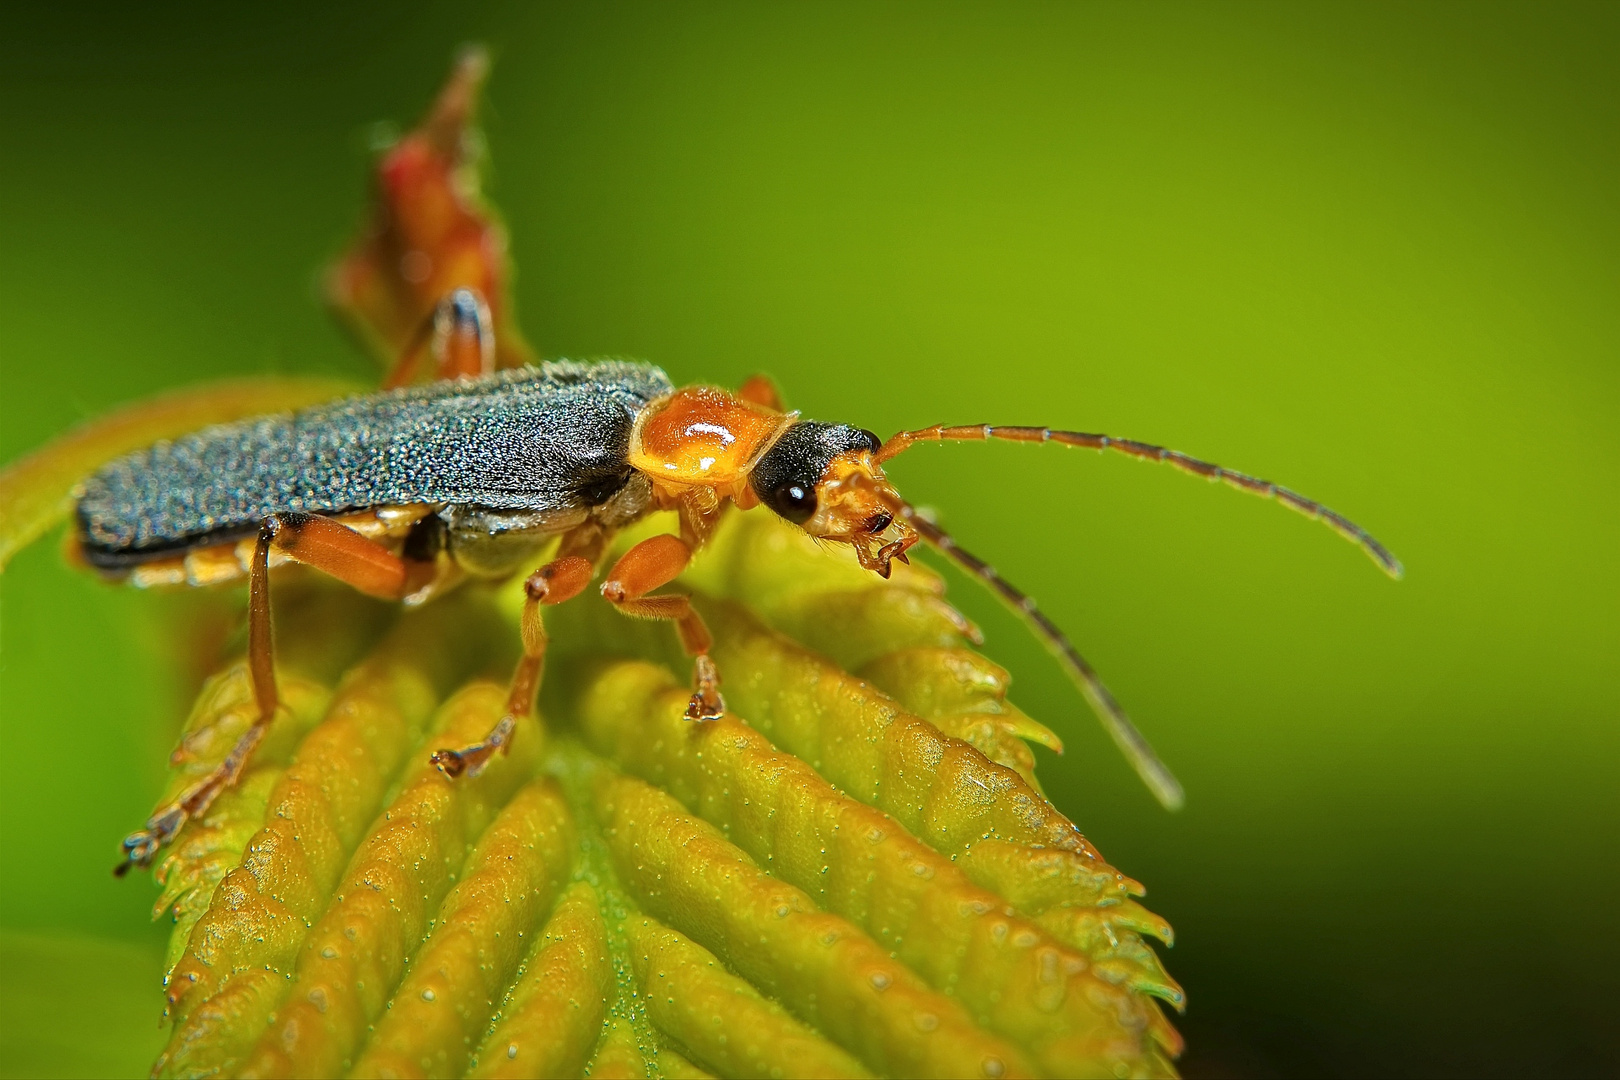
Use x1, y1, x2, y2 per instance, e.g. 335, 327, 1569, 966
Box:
73, 290, 1401, 872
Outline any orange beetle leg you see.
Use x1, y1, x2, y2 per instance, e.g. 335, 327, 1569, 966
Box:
119, 513, 433, 873
737, 373, 784, 412
600, 533, 722, 721
431, 552, 595, 779
383, 288, 496, 388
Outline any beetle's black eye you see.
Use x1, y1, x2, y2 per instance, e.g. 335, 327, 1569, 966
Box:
858, 428, 882, 453
767, 481, 818, 524
750, 420, 872, 525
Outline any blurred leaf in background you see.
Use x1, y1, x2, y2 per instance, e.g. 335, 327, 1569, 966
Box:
1, 2, 1616, 1077
0, 932, 167, 1077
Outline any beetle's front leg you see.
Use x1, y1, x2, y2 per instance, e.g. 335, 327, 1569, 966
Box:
429, 552, 595, 778
600, 532, 722, 721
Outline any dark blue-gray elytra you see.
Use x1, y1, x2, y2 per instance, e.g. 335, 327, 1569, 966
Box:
77, 361, 673, 564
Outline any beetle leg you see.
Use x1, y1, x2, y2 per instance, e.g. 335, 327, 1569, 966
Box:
736, 373, 784, 411
677, 486, 725, 550
599, 532, 723, 721
429, 553, 594, 779
383, 287, 495, 388
119, 513, 432, 873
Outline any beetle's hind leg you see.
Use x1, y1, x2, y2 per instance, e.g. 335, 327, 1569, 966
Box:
429, 552, 595, 778
600, 533, 723, 721
118, 513, 428, 874
384, 287, 495, 388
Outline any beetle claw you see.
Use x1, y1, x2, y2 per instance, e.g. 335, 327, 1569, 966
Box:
430, 748, 468, 778
114, 804, 188, 876
114, 833, 158, 877
684, 693, 725, 722
431, 714, 516, 780
685, 656, 725, 721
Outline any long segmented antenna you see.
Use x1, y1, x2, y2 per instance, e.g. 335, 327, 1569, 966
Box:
899, 506, 1186, 811
877, 425, 1403, 579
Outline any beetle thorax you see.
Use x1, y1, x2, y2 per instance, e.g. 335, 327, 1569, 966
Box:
628, 387, 794, 500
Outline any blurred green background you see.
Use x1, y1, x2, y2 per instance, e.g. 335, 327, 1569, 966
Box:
1, 2, 1615, 1076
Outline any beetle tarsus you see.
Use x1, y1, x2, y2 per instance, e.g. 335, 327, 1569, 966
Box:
429, 749, 468, 778
684, 694, 725, 722
685, 655, 725, 721
113, 798, 193, 874
432, 713, 516, 780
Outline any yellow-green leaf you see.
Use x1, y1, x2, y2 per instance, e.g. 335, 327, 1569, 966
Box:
142, 510, 1180, 1079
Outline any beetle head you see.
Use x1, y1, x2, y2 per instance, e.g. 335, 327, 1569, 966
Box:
749, 421, 918, 577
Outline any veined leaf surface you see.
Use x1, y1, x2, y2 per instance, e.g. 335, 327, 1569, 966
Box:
146, 510, 1182, 1079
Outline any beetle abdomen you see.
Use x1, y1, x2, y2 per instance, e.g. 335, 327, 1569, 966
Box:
77, 361, 672, 565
